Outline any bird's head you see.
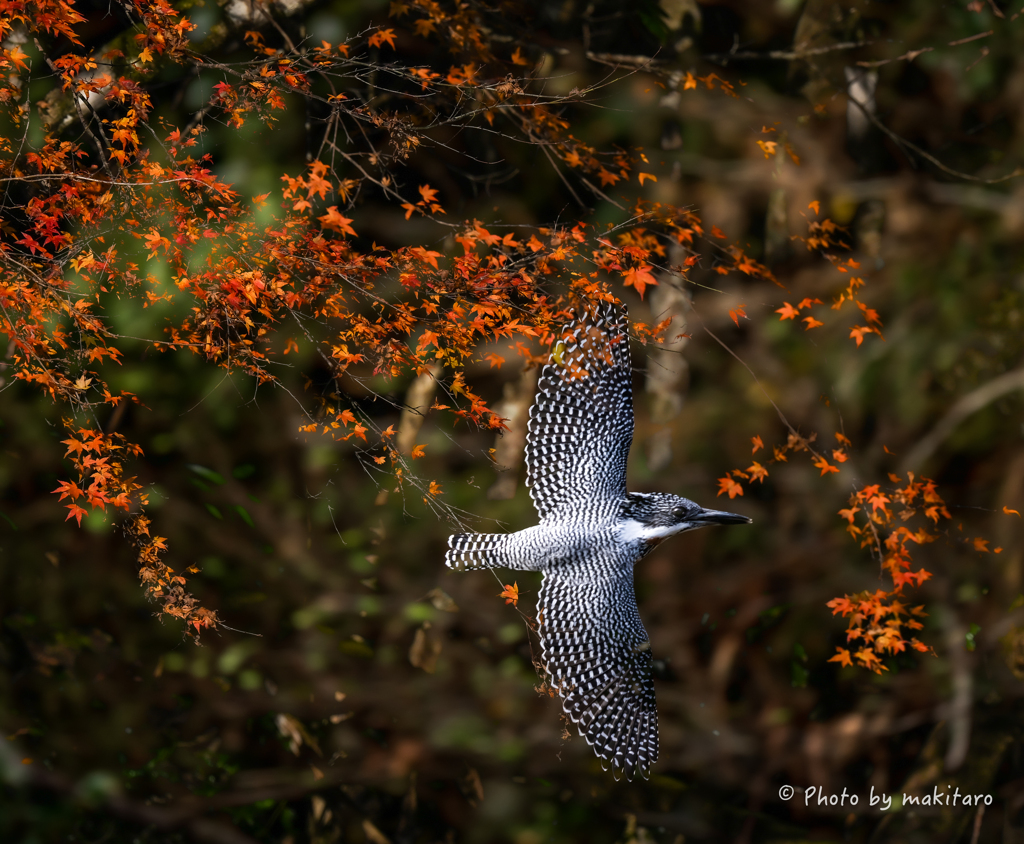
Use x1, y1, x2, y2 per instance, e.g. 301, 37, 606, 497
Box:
618, 492, 751, 547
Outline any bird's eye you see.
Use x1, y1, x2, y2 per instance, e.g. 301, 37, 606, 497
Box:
672, 506, 688, 519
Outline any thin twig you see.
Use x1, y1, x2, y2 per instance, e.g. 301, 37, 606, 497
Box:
856, 30, 993, 68
848, 93, 1023, 184
704, 40, 870, 64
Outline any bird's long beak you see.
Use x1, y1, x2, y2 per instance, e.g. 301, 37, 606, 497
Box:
694, 508, 752, 526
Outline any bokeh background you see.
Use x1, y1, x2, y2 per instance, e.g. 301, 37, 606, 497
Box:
3, 1, 1024, 842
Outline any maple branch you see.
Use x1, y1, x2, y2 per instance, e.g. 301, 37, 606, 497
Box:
704, 28, 990, 68
855, 30, 994, 68
29, 36, 119, 179
578, 174, 626, 210
901, 366, 1024, 472
703, 40, 870, 64
585, 51, 661, 69
534, 135, 586, 208
0, 173, 233, 188
700, 24, 1019, 185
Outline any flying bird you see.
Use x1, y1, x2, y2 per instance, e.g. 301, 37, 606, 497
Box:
445, 301, 750, 778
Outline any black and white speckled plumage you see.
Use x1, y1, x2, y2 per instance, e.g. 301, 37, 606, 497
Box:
445, 302, 750, 779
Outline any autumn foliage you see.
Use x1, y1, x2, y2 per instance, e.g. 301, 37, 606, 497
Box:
0, 0, 788, 638
5, 0, 1024, 840
0, 0, 1018, 668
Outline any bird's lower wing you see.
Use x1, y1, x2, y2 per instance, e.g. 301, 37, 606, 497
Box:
538, 568, 658, 778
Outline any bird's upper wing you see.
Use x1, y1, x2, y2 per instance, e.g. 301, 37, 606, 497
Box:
538, 563, 658, 778
526, 302, 633, 521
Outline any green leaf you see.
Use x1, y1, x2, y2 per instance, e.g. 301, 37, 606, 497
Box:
189, 464, 225, 485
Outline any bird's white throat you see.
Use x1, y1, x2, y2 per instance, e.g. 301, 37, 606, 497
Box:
616, 519, 688, 544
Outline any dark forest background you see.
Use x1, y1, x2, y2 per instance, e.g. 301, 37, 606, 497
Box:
3, 1, 1024, 842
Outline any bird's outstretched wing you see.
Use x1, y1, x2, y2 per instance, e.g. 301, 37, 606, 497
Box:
526, 302, 633, 521
538, 565, 659, 779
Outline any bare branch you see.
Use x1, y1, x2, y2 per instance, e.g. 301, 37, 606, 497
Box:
901, 367, 1024, 472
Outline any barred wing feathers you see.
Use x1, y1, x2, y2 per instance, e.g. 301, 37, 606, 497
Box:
538, 566, 659, 778
526, 302, 634, 522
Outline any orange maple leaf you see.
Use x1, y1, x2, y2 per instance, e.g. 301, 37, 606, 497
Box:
1004, 506, 1021, 517
499, 582, 519, 606
868, 491, 891, 512
65, 503, 87, 527
747, 462, 768, 483
828, 647, 853, 667
857, 300, 883, 326
813, 456, 839, 476
776, 302, 799, 321
803, 316, 823, 330
623, 264, 657, 299
53, 480, 83, 501
855, 648, 889, 674
717, 476, 744, 499
751, 435, 763, 454
409, 247, 442, 268
318, 206, 357, 236
6, 45, 30, 72
729, 304, 747, 326
418, 183, 439, 204
412, 18, 436, 37
368, 28, 397, 49
850, 325, 875, 346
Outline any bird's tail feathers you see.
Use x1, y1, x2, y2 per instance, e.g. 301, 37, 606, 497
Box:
445, 533, 542, 572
